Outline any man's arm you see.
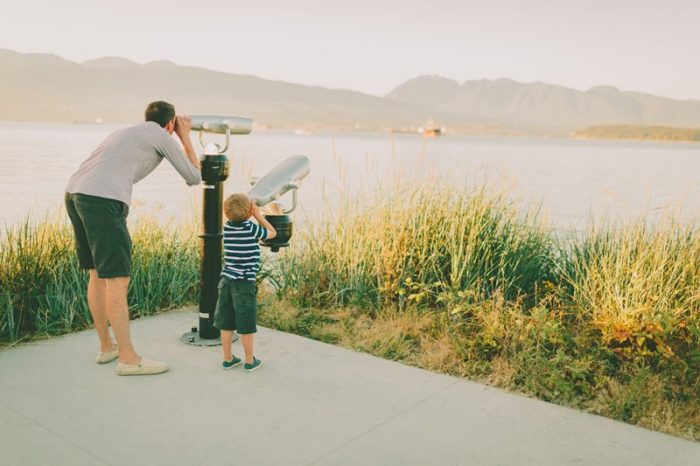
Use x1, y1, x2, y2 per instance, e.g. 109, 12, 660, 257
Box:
156, 116, 201, 186
174, 115, 200, 170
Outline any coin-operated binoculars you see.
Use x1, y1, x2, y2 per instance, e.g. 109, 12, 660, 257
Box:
182, 115, 253, 346
248, 155, 310, 252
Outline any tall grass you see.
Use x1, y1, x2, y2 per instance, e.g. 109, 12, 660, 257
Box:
274, 183, 556, 309
564, 220, 700, 374
129, 217, 200, 317
0, 216, 199, 342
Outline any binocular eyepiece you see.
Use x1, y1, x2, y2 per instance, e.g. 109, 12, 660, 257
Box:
191, 115, 253, 135
248, 155, 310, 207
191, 115, 253, 155
248, 155, 310, 252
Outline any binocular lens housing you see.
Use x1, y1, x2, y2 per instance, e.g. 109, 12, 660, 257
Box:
248, 155, 310, 207
191, 115, 253, 135
261, 214, 293, 252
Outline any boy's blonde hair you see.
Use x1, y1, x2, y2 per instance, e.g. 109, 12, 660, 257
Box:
224, 193, 252, 222
263, 202, 284, 215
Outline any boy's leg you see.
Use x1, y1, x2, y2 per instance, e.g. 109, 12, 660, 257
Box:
213, 278, 237, 362
221, 330, 234, 361
231, 280, 258, 364
87, 269, 116, 352
240, 333, 254, 364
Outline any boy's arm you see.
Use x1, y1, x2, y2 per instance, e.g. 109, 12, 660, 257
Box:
251, 202, 277, 239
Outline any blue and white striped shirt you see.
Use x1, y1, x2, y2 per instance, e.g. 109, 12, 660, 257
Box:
222, 220, 269, 281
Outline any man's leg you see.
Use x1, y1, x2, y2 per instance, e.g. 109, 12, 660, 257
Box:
104, 276, 140, 365
87, 269, 116, 353
65, 193, 115, 354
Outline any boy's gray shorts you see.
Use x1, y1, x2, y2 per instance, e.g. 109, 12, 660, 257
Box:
213, 278, 258, 334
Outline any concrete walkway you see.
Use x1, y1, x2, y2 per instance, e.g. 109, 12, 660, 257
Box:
0, 308, 698, 466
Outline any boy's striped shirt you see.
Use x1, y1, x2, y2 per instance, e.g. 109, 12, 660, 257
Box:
222, 220, 268, 281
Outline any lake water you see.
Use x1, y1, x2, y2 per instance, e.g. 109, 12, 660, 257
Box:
1, 121, 699, 230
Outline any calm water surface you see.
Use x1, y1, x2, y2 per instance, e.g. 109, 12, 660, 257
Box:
1, 122, 699, 230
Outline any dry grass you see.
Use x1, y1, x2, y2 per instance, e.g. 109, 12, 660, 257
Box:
260, 298, 700, 441
588, 370, 700, 440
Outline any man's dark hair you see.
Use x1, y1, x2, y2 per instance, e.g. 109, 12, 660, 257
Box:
144, 101, 176, 127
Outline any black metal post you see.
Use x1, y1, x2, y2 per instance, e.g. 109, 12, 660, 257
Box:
199, 152, 229, 339
181, 117, 254, 347
181, 152, 229, 346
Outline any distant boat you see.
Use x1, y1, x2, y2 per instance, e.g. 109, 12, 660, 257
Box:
294, 128, 312, 136
418, 125, 446, 137
422, 128, 443, 137
418, 119, 446, 137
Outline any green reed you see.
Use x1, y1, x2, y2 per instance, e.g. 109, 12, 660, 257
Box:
563, 219, 700, 371
0, 216, 199, 342
273, 183, 556, 309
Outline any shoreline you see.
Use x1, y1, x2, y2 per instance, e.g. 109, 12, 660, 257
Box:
2, 119, 700, 144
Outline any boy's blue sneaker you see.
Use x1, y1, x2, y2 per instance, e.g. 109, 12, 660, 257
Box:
244, 357, 262, 372
222, 356, 242, 370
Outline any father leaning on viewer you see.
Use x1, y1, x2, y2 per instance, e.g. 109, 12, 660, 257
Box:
65, 101, 201, 376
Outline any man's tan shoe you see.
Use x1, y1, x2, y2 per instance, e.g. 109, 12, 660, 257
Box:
96, 348, 119, 364
116, 358, 169, 376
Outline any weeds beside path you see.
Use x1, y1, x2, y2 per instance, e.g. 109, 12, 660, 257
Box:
262, 183, 700, 441
259, 297, 700, 441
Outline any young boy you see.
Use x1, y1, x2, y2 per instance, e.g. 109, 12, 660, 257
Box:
213, 193, 276, 371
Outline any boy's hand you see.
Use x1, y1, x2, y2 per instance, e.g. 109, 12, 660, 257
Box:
250, 199, 276, 239
250, 200, 262, 219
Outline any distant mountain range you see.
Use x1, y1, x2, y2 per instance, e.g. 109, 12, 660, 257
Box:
387, 76, 700, 133
2, 49, 700, 135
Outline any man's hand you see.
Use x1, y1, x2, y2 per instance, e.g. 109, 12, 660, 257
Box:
174, 115, 192, 139
174, 115, 199, 170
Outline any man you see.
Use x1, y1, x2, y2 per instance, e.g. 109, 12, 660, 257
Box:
65, 101, 201, 376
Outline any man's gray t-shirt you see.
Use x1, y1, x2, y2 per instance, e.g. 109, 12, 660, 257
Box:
65, 121, 201, 206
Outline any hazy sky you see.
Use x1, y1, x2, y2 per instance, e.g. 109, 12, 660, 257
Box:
1, 0, 698, 99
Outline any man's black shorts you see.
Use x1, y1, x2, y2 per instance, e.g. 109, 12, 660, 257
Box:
64, 192, 132, 278
213, 278, 258, 334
